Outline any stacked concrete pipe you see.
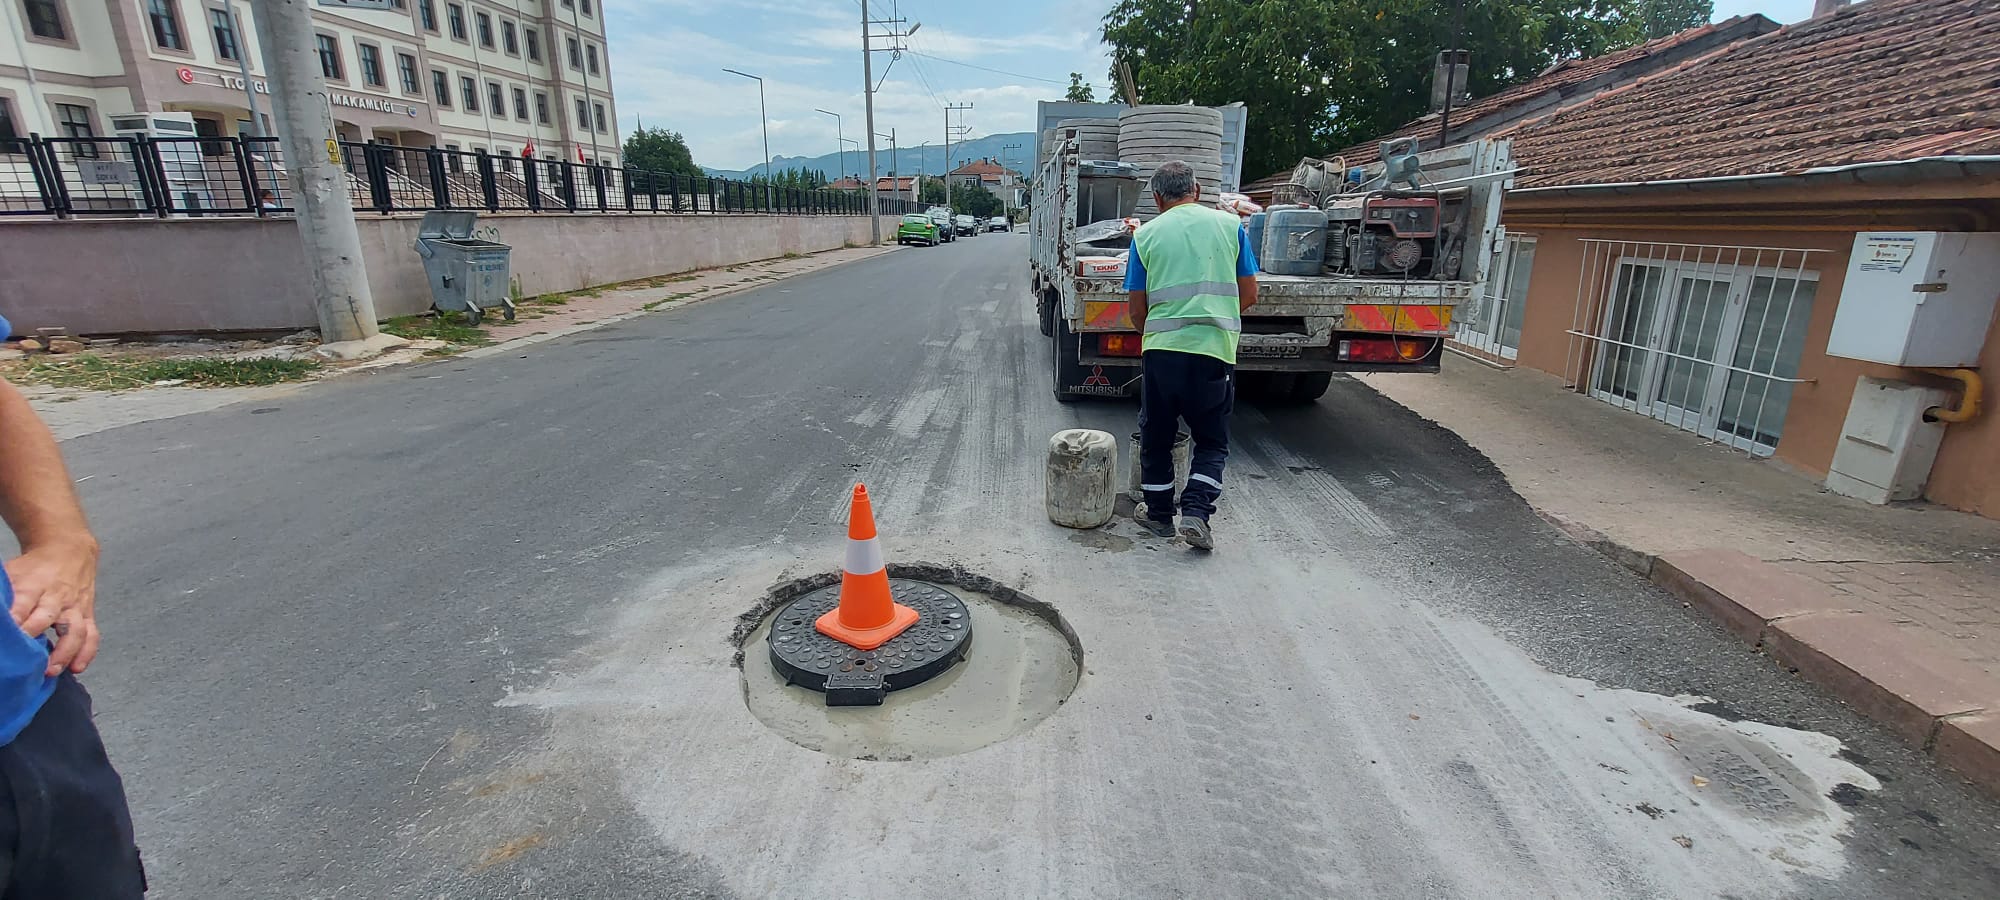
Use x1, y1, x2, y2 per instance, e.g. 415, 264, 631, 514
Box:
1118, 105, 1226, 217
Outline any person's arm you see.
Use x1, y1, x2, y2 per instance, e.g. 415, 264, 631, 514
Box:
1236, 224, 1259, 313
1123, 245, 1148, 333
0, 378, 100, 676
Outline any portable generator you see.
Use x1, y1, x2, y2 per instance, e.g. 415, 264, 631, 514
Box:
1323, 191, 1442, 277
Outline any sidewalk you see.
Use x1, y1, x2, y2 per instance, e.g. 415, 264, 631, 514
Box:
1360, 362, 2000, 796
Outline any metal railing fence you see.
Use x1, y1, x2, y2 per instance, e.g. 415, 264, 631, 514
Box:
1, 133, 918, 219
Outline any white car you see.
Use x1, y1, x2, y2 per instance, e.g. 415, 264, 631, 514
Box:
986, 217, 1010, 232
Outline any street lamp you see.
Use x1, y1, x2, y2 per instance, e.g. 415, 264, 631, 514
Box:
722, 67, 771, 206
839, 137, 861, 186
813, 108, 846, 180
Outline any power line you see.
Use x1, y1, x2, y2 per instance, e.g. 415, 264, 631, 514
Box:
903, 50, 1066, 86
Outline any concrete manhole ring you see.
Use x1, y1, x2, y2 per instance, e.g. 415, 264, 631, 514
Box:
734, 563, 1083, 761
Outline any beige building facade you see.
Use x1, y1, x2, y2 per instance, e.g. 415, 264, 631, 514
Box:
1, 0, 619, 165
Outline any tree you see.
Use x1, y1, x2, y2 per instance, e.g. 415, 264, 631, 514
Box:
621, 126, 701, 176
954, 183, 1005, 219
1065, 73, 1096, 103
919, 179, 949, 207
1102, 0, 1671, 181
1641, 0, 1712, 39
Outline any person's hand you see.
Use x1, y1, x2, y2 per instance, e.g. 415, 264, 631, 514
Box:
7, 536, 101, 676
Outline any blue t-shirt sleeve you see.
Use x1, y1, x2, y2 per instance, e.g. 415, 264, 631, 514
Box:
1123, 246, 1147, 291
1237, 226, 1259, 276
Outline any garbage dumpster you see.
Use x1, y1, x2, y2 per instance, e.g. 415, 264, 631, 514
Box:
413, 211, 515, 325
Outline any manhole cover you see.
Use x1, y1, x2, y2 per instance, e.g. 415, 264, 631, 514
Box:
768, 579, 974, 705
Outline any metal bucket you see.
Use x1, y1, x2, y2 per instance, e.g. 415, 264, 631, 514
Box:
1127, 430, 1191, 501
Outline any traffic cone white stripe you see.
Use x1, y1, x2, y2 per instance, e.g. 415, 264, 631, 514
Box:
845, 535, 885, 576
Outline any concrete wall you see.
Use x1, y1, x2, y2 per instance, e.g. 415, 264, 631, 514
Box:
0, 213, 877, 335
1503, 217, 2000, 519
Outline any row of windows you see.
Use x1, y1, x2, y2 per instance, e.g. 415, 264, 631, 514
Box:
424, 68, 609, 135
113, 0, 602, 82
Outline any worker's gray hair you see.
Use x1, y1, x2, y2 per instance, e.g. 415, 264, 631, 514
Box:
1148, 161, 1198, 202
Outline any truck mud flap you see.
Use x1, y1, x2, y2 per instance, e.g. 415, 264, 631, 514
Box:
1053, 319, 1138, 402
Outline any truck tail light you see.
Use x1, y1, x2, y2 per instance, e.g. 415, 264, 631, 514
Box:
1099, 333, 1143, 357
1337, 337, 1435, 363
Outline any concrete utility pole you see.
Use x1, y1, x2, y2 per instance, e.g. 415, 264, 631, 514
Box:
250, 0, 395, 356
860, 0, 880, 241
942, 102, 971, 212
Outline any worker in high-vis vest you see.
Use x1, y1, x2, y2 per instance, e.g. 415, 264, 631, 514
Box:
1122, 161, 1259, 550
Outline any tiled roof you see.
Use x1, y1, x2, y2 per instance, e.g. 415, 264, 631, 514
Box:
1505, 0, 2000, 188
1240, 15, 1778, 193
950, 159, 1009, 176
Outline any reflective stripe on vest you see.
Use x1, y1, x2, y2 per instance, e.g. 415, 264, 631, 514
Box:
1144, 280, 1241, 307
1146, 315, 1242, 333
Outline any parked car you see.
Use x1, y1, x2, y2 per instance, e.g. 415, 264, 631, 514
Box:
954, 215, 977, 236
897, 213, 940, 246
927, 207, 957, 242
986, 217, 1010, 232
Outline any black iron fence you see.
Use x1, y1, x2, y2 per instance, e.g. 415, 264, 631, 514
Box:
0, 134, 921, 220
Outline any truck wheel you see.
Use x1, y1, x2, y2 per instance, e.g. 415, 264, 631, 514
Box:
1288, 372, 1334, 403
1052, 317, 1083, 403
1037, 289, 1055, 337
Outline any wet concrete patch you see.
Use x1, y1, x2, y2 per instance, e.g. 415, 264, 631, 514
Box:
736, 564, 1082, 760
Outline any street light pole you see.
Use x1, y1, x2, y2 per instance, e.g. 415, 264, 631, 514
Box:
722, 68, 771, 208
814, 108, 846, 180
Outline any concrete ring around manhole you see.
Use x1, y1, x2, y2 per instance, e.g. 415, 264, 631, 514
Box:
733, 562, 1082, 761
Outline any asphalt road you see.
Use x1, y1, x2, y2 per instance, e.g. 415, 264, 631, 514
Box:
60, 233, 2000, 898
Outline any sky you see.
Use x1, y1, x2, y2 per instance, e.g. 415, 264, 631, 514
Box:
605, 0, 1821, 172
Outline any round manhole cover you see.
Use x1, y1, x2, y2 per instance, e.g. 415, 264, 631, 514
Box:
740, 568, 1080, 761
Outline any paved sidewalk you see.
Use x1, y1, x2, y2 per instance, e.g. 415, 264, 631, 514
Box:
1361, 362, 2000, 795
480, 244, 898, 347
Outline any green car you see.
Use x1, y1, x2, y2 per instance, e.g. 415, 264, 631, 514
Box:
897, 213, 940, 247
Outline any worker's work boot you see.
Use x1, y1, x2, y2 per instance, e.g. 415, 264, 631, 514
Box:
1138, 516, 1175, 538
1177, 515, 1213, 550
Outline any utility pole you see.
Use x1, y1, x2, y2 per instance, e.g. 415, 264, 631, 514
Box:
723, 68, 771, 208
876, 129, 898, 207
250, 0, 393, 356
943, 102, 971, 212
860, 0, 916, 241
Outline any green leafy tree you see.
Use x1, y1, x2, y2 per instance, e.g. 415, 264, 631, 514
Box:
1641, 0, 1713, 39
1102, 0, 1669, 180
920, 179, 949, 207
954, 183, 1005, 219
621, 126, 701, 176
1066, 73, 1096, 103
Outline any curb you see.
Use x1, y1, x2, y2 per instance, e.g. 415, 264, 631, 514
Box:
464, 245, 899, 360
1539, 512, 2000, 799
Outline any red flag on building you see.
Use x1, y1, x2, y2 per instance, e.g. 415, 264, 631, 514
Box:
522, 142, 535, 157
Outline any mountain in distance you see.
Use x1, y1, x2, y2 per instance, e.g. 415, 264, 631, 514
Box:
701, 132, 1037, 181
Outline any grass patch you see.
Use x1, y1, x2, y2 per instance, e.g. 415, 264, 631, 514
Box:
382, 311, 490, 345
8, 354, 321, 390
781, 251, 806, 260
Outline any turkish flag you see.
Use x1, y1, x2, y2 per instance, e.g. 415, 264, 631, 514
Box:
522, 142, 535, 157
577, 146, 586, 163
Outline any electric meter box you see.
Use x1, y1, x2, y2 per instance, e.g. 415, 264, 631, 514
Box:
1826, 231, 2000, 368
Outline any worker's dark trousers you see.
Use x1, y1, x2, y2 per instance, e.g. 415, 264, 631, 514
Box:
0, 674, 145, 898
1139, 349, 1233, 523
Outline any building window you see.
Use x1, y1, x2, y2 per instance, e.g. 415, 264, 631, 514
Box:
24, 0, 67, 40
397, 53, 420, 94
316, 34, 343, 80
580, 0, 592, 15
486, 82, 503, 118
586, 43, 599, 76
501, 20, 517, 55
0, 98, 23, 150
566, 37, 580, 71
147, 0, 185, 50
475, 11, 492, 48
511, 87, 528, 121
56, 102, 95, 158
358, 43, 384, 87
208, 8, 239, 61
574, 97, 588, 129
431, 69, 451, 108
418, 0, 436, 31
523, 28, 540, 62
593, 102, 606, 133
533, 92, 549, 124
460, 76, 479, 111
560, 0, 571, 7
445, 142, 460, 172
446, 3, 466, 41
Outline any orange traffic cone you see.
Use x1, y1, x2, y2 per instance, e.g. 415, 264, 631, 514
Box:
816, 483, 920, 650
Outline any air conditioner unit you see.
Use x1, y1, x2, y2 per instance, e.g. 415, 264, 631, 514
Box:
109, 111, 198, 140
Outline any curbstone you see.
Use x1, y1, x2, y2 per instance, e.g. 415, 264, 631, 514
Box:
1763, 611, 1997, 748
1650, 548, 1858, 644
1934, 715, 2000, 797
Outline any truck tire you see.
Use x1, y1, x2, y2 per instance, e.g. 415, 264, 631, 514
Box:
1288, 372, 1334, 403
1038, 288, 1056, 337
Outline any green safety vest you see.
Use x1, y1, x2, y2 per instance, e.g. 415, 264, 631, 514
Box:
1133, 203, 1244, 364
